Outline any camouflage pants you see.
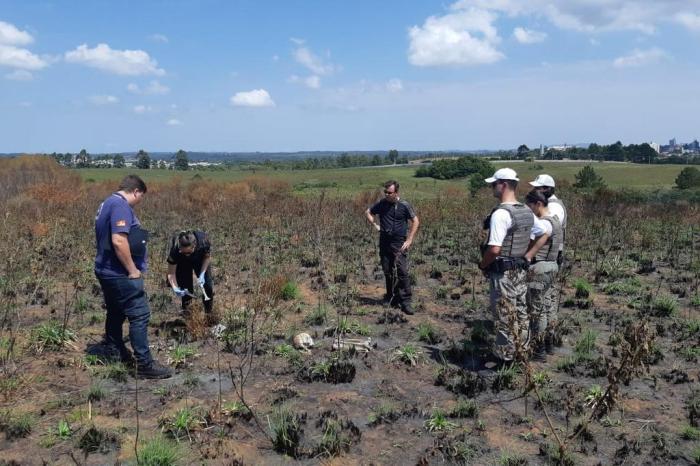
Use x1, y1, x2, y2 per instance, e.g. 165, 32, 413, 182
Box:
527, 261, 559, 342
489, 268, 529, 361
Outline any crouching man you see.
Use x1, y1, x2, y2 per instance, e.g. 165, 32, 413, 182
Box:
166, 230, 215, 317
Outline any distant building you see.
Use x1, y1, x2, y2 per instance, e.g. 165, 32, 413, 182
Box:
669, 138, 677, 147
648, 142, 660, 153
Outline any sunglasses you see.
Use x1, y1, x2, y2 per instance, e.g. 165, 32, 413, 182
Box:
384, 190, 396, 195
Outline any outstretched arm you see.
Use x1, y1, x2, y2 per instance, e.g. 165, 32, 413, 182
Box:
365, 209, 380, 231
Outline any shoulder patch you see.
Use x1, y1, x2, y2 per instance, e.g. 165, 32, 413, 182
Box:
116, 220, 127, 227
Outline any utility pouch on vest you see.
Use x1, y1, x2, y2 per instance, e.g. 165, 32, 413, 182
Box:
128, 226, 149, 259
556, 250, 564, 266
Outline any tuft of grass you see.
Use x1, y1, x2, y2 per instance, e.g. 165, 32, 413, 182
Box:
367, 403, 399, 426
450, 399, 478, 418
317, 418, 353, 457
417, 322, 441, 344
161, 407, 205, 441
680, 425, 700, 440
425, 409, 457, 432
574, 329, 598, 360
139, 435, 181, 466
87, 383, 105, 402
492, 363, 520, 391
391, 344, 422, 366
573, 278, 592, 299
54, 419, 72, 440
602, 277, 642, 295
274, 344, 303, 367
269, 406, 302, 457
0, 410, 34, 439
651, 294, 678, 317
168, 345, 197, 367
221, 400, 250, 418
30, 321, 76, 353
304, 305, 328, 326
99, 362, 129, 383
499, 451, 528, 465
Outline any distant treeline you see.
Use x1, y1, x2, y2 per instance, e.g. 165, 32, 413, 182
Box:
523, 142, 700, 164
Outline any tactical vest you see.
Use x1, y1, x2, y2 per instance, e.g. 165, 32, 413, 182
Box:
535, 216, 562, 262
489, 203, 534, 258
548, 197, 567, 229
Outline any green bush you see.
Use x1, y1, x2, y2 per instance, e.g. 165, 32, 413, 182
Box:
573, 165, 606, 189
675, 166, 700, 190
139, 436, 181, 466
280, 281, 300, 301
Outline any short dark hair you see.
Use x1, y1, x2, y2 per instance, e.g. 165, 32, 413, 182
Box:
118, 175, 147, 193
384, 180, 399, 192
539, 186, 555, 198
177, 231, 197, 249
503, 179, 518, 190
525, 189, 549, 206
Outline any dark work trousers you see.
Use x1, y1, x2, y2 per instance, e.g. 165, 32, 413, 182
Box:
176, 261, 214, 313
379, 235, 411, 306
98, 276, 153, 366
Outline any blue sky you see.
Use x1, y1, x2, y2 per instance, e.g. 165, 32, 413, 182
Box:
1, 0, 699, 153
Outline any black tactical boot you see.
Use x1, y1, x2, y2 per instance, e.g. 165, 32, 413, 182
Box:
544, 333, 555, 355
136, 361, 173, 379
401, 303, 414, 315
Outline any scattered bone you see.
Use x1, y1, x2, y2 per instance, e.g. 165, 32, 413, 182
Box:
333, 337, 373, 352
293, 332, 315, 352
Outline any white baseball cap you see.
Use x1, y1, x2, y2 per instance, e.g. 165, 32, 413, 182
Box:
484, 167, 519, 183
529, 174, 556, 187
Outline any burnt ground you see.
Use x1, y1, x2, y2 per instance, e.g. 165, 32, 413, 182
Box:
1, 252, 699, 466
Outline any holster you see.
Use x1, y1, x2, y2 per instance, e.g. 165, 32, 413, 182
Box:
486, 256, 529, 274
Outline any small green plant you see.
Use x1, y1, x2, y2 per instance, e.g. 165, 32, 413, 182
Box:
680, 425, 700, 440
168, 345, 197, 367
425, 409, 457, 432
139, 435, 181, 466
54, 419, 72, 440
280, 281, 300, 301
269, 406, 302, 457
274, 344, 303, 367
492, 363, 520, 391
470, 322, 489, 343
532, 370, 551, 387
304, 305, 328, 325
162, 407, 204, 441
651, 294, 678, 317
78, 426, 117, 454
391, 344, 422, 366
182, 372, 200, 388
602, 277, 642, 295
573, 278, 592, 299
221, 400, 250, 418
556, 356, 578, 372
450, 399, 478, 418
584, 384, 604, 407
574, 329, 598, 360
31, 321, 76, 353
417, 322, 441, 344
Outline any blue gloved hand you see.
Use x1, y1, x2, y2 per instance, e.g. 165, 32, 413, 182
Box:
172, 286, 187, 297
197, 272, 206, 287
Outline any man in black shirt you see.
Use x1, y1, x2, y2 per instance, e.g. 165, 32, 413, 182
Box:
365, 180, 420, 314
166, 230, 214, 315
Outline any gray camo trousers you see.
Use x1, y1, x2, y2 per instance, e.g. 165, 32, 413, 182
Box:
527, 261, 559, 342
489, 268, 529, 361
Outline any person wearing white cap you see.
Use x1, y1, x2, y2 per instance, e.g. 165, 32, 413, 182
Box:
478, 168, 548, 364
529, 174, 567, 264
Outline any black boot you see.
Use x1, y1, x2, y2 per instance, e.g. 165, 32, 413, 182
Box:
136, 361, 173, 379
544, 333, 555, 355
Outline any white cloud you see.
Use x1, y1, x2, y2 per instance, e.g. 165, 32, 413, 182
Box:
230, 89, 275, 107
386, 78, 403, 92
5, 69, 33, 80
89, 95, 119, 105
408, 7, 504, 66
289, 74, 321, 89
293, 44, 335, 75
676, 12, 700, 31
133, 104, 154, 114
127, 80, 170, 95
65, 43, 165, 76
0, 44, 48, 69
613, 47, 667, 68
272, 54, 279, 61
166, 118, 182, 126
149, 33, 169, 43
513, 27, 547, 44
290, 37, 305, 45
0, 21, 33, 46
18, 101, 32, 108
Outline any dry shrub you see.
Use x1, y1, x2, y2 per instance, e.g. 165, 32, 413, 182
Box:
242, 176, 290, 196
221, 182, 254, 202
186, 301, 209, 340
0, 155, 79, 203
29, 222, 49, 238
27, 181, 82, 205
440, 185, 466, 199
353, 189, 381, 211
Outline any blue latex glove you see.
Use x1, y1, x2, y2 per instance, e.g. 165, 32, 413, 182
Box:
172, 286, 187, 297
197, 271, 206, 287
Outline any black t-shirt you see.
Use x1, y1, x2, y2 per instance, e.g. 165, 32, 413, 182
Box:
167, 231, 211, 265
369, 199, 416, 238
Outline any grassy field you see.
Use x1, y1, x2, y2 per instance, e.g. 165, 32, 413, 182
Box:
77, 161, 687, 198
